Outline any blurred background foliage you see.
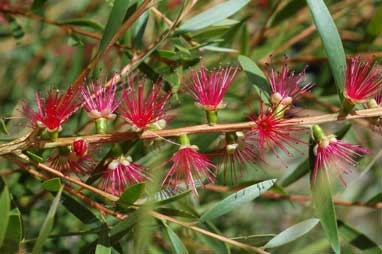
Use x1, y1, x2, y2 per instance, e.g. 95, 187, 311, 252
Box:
0, 0, 381, 253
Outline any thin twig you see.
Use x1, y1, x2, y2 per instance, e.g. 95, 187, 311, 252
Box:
36, 107, 382, 149
7, 154, 270, 254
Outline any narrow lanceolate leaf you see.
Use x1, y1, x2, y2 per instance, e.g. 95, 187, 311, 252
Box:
117, 182, 145, 208
0, 211, 23, 253
96, 224, 112, 254
338, 220, 382, 254
61, 194, 99, 225
177, 0, 250, 33
164, 224, 189, 254
32, 186, 64, 254
59, 19, 104, 32
0, 183, 10, 247
264, 218, 320, 248
98, 0, 131, 53
238, 55, 271, 95
366, 192, 382, 206
200, 179, 276, 222
0, 118, 9, 135
306, 0, 346, 98
42, 178, 62, 192
309, 138, 340, 254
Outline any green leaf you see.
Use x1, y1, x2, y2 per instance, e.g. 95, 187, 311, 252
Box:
238, 55, 271, 95
271, 0, 305, 27
98, 0, 131, 53
164, 224, 189, 254
32, 185, 64, 254
231, 234, 275, 246
306, 0, 346, 98
0, 118, 9, 135
366, 192, 382, 206
42, 178, 62, 192
155, 190, 192, 206
200, 179, 276, 222
59, 19, 104, 32
110, 212, 138, 243
338, 220, 382, 254
0, 212, 23, 254
96, 224, 111, 254
201, 45, 238, 53
156, 207, 197, 218
117, 182, 145, 208
31, 0, 47, 13
61, 194, 99, 225
264, 218, 319, 248
281, 160, 309, 187
0, 183, 10, 247
309, 137, 340, 254
177, 0, 250, 33
197, 223, 230, 253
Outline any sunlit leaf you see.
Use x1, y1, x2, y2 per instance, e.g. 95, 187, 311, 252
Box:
200, 179, 276, 222
264, 218, 319, 248
32, 186, 64, 254
177, 0, 250, 33
306, 0, 346, 98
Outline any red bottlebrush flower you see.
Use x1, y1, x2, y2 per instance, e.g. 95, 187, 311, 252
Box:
101, 156, 147, 195
247, 100, 305, 158
313, 135, 369, 185
81, 77, 120, 120
49, 138, 95, 175
266, 63, 313, 106
219, 131, 259, 179
121, 76, 171, 131
23, 88, 79, 132
162, 146, 216, 195
344, 57, 382, 103
186, 60, 239, 112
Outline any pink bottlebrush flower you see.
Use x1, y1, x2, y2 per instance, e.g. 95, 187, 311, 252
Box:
219, 131, 259, 179
266, 63, 313, 106
247, 100, 305, 158
162, 145, 216, 195
23, 88, 79, 132
81, 77, 120, 120
313, 135, 369, 185
344, 57, 382, 103
49, 138, 95, 175
102, 155, 147, 195
121, 76, 171, 131
186, 59, 240, 112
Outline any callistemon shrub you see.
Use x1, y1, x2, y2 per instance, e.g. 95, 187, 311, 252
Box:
1, 1, 381, 254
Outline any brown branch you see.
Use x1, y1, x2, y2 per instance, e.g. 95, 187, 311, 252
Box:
37, 107, 382, 149
7, 153, 270, 254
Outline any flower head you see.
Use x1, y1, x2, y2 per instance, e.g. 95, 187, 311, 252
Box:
247, 100, 305, 158
49, 138, 95, 175
219, 131, 259, 180
344, 57, 382, 103
81, 76, 120, 120
162, 145, 216, 195
313, 133, 369, 185
266, 63, 313, 106
23, 87, 79, 132
101, 155, 147, 195
121, 76, 171, 131
186, 59, 239, 112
